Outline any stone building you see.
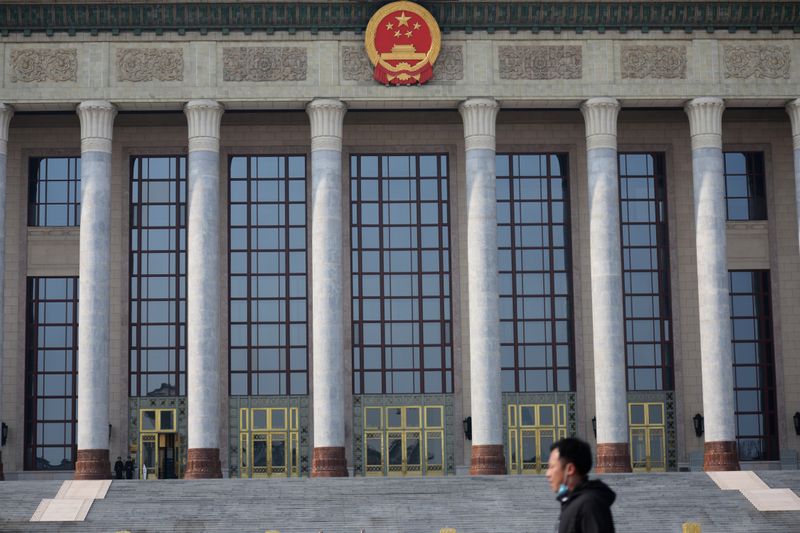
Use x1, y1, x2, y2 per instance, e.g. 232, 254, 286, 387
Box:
0, 0, 799, 480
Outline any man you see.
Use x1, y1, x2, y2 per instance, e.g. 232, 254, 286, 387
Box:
124, 456, 134, 480
546, 438, 616, 533
113, 456, 125, 479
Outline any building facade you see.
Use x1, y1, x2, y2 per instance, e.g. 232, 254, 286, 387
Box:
0, 0, 799, 480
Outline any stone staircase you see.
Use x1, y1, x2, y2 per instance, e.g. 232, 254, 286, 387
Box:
0, 473, 799, 533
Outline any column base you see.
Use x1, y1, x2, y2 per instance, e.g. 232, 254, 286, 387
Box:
470, 444, 506, 475
311, 446, 348, 477
74, 449, 111, 480
184, 448, 222, 479
704, 441, 740, 471
595, 443, 632, 473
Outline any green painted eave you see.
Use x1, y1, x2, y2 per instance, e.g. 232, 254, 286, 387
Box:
0, 2, 798, 37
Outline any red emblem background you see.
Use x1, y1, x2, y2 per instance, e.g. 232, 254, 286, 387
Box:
365, 1, 441, 85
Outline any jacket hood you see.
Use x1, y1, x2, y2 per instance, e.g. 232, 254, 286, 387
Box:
558, 478, 617, 506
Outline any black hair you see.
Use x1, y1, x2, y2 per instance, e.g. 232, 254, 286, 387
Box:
550, 437, 593, 477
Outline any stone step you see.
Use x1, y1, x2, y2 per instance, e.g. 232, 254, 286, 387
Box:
0, 473, 797, 533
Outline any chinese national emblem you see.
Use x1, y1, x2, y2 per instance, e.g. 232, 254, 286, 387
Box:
365, 1, 441, 85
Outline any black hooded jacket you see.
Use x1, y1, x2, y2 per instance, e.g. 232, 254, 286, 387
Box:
554, 478, 616, 533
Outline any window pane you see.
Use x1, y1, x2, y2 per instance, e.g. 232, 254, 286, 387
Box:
619, 153, 673, 391
724, 152, 766, 221
28, 157, 81, 227
25, 277, 79, 470
228, 156, 308, 395
729, 270, 777, 461
130, 157, 186, 397
351, 154, 452, 394
496, 153, 575, 392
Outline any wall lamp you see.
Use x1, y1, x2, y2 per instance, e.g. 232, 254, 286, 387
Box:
462, 416, 472, 441
591, 416, 597, 438
1, 422, 7, 446
693, 413, 704, 438
793, 412, 800, 436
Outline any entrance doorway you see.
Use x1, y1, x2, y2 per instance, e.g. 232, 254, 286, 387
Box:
139, 408, 182, 479
507, 403, 568, 474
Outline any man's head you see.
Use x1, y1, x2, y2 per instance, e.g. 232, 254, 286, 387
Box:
546, 438, 593, 494
117, 456, 122, 460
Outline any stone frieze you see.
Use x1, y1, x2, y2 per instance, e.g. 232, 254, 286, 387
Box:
723, 45, 791, 79
222, 47, 307, 82
116, 48, 183, 82
498, 45, 582, 80
341, 45, 373, 81
10, 49, 77, 83
621, 45, 687, 79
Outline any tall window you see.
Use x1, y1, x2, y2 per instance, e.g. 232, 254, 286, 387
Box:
724, 152, 766, 221
229, 156, 308, 396
129, 156, 186, 397
619, 153, 673, 391
729, 270, 778, 461
28, 157, 81, 226
496, 154, 574, 392
24, 277, 78, 470
351, 154, 453, 394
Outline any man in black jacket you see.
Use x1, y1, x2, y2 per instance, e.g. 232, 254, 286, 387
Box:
546, 437, 616, 533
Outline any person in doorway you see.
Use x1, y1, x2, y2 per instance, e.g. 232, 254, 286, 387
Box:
546, 437, 616, 533
114, 456, 125, 479
124, 456, 134, 479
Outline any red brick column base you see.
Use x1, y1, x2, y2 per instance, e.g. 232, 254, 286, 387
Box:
595, 443, 632, 473
74, 449, 111, 480
312, 446, 348, 477
184, 448, 222, 479
470, 444, 506, 475
704, 441, 740, 471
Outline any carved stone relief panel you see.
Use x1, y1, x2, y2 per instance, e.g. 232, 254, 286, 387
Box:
222, 47, 307, 82
116, 48, 183, 82
723, 45, 791, 79
620, 45, 687, 79
10, 49, 77, 83
342, 44, 463, 82
498, 45, 582, 80
341, 45, 373, 82
432, 45, 464, 81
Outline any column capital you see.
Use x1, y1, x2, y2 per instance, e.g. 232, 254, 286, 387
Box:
786, 99, 800, 150
306, 99, 347, 152
580, 97, 620, 151
77, 100, 117, 153
685, 97, 725, 150
0, 103, 14, 155
184, 99, 224, 152
459, 97, 499, 151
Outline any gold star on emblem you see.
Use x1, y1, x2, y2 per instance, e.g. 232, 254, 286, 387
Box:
395, 11, 411, 27
385, 22, 394, 30
394, 30, 401, 38
405, 30, 413, 38
413, 22, 421, 30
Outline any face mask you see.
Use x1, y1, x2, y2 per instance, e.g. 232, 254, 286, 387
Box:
556, 471, 569, 498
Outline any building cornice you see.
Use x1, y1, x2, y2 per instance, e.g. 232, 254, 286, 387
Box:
0, 2, 798, 37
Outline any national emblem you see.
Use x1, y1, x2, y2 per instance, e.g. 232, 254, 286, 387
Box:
364, 1, 441, 85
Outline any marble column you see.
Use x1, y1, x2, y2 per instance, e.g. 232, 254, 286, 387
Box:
183, 100, 224, 478
0, 104, 12, 481
459, 98, 506, 475
306, 98, 349, 477
685, 97, 739, 471
786, 100, 800, 253
75, 101, 117, 480
580, 97, 632, 473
